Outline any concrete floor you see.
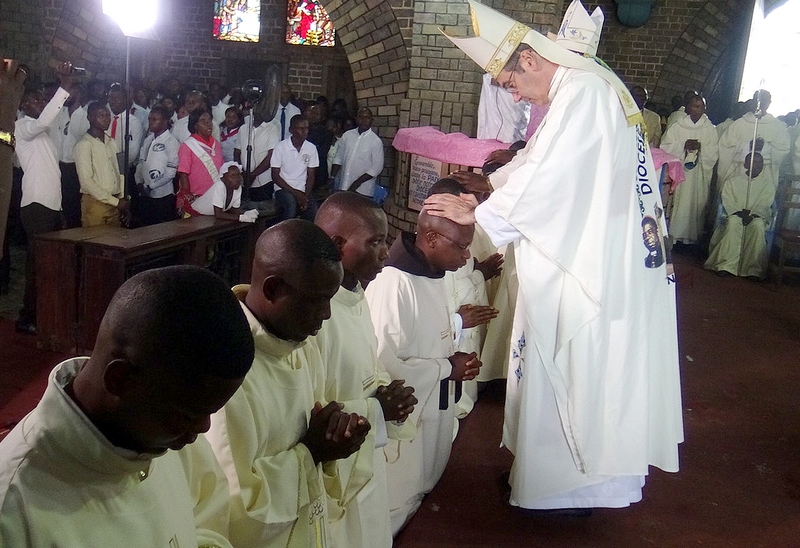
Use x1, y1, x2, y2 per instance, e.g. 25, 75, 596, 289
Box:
1, 251, 799, 547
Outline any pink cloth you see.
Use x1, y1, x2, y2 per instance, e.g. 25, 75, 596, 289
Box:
392, 126, 508, 168
525, 104, 549, 140
650, 147, 686, 187
177, 137, 224, 197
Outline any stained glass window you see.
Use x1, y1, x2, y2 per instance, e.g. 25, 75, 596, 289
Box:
213, 0, 261, 42
286, 0, 336, 47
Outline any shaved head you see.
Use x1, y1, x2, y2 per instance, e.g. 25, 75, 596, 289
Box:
251, 219, 341, 285
73, 265, 254, 454
316, 192, 389, 288
94, 265, 254, 380
416, 181, 475, 271
315, 191, 383, 235
246, 220, 343, 341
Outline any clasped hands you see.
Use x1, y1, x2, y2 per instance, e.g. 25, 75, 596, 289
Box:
301, 401, 371, 464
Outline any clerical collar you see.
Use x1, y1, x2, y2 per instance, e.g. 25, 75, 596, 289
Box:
385, 231, 444, 279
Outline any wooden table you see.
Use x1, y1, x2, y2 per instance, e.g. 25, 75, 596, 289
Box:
36, 217, 257, 353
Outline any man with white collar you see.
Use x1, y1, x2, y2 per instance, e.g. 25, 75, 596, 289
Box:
330, 107, 384, 199
425, 0, 683, 513
107, 84, 144, 168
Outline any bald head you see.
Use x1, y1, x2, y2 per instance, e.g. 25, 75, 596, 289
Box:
94, 265, 254, 380
246, 220, 343, 340
315, 191, 383, 235
251, 219, 341, 285
416, 209, 474, 272
316, 192, 389, 288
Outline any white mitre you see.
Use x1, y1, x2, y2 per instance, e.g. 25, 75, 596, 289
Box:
441, 0, 642, 126
552, 0, 604, 57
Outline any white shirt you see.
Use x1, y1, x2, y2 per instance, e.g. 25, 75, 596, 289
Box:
270, 138, 319, 191
191, 179, 241, 215
129, 104, 150, 129
57, 105, 90, 164
270, 102, 302, 140
211, 101, 231, 127
236, 116, 281, 188
135, 130, 180, 198
334, 127, 384, 197
15, 87, 70, 210
105, 107, 144, 166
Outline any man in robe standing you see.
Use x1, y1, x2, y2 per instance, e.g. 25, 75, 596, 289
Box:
706, 90, 789, 278
426, 0, 683, 512
314, 192, 417, 548
660, 94, 719, 245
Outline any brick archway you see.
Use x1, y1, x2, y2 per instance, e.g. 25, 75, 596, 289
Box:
652, 0, 753, 121
321, 0, 411, 179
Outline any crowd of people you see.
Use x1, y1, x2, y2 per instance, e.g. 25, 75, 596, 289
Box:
2, 64, 385, 334
637, 87, 796, 281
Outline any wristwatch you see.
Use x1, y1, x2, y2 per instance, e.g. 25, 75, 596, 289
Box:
0, 130, 14, 151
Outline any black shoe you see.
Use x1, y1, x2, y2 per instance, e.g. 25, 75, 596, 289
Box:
15, 320, 36, 334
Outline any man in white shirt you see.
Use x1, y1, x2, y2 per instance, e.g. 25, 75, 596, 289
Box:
330, 108, 384, 199
209, 82, 231, 128
129, 86, 151, 128
235, 99, 281, 202
135, 105, 179, 226
270, 85, 302, 141
0, 265, 255, 548
14, 62, 74, 334
270, 115, 319, 222
106, 85, 144, 171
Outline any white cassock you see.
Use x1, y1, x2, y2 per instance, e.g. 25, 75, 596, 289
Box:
365, 234, 459, 533
474, 67, 683, 509
660, 112, 719, 244
705, 169, 777, 278
314, 284, 415, 548
206, 286, 334, 548
0, 359, 233, 548
708, 112, 790, 277
445, 259, 490, 419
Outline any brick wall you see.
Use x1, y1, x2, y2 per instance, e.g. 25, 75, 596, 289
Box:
1, 0, 757, 235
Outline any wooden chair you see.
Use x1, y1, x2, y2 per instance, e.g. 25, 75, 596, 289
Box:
768, 180, 800, 284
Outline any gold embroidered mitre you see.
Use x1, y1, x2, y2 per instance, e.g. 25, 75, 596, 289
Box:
440, 0, 643, 126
